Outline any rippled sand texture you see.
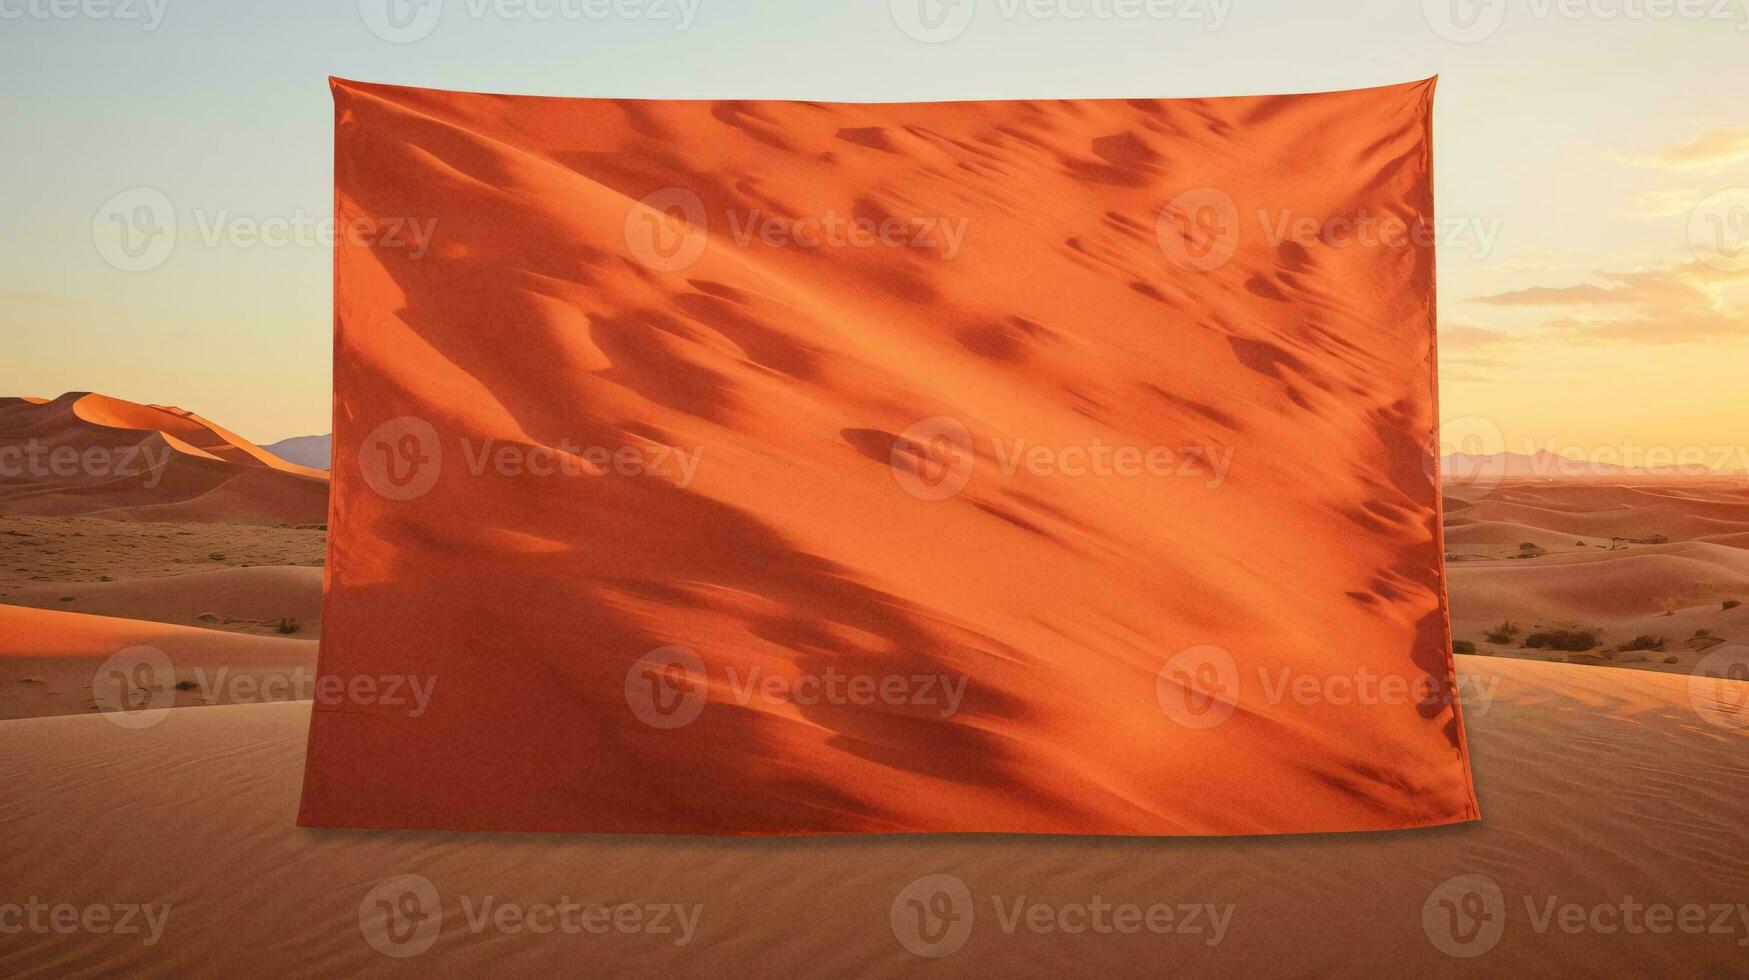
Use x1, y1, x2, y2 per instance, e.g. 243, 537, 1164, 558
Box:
8, 657, 1745, 978
304, 78, 1470, 835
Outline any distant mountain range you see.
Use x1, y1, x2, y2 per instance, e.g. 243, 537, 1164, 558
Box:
1442, 449, 1729, 481
250, 441, 1735, 480
261, 434, 332, 471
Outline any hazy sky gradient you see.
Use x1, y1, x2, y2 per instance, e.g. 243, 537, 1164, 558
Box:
3, 0, 1745, 462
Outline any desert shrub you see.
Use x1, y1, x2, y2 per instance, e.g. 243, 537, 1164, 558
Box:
1725, 600, 1742, 611
1618, 635, 1664, 652
1484, 621, 1520, 644
276, 617, 300, 635
1524, 629, 1598, 652
1695, 628, 1712, 639
1663, 656, 1680, 664
1452, 640, 1476, 655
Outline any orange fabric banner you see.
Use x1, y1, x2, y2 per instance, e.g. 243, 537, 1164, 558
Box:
300, 77, 1477, 835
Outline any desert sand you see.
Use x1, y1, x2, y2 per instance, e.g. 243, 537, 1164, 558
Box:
10, 476, 1740, 728
2, 419, 1747, 973
2, 655, 1745, 978
1445, 480, 1749, 673
0, 393, 329, 525
0, 515, 324, 720
0, 514, 324, 635
2, 107, 1745, 962
0, 604, 317, 721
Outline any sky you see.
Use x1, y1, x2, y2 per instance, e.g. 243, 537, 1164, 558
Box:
2, 0, 1746, 464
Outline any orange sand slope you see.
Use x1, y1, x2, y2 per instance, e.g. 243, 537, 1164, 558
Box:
3, 656, 1744, 978
0, 393, 328, 524
307, 78, 1464, 835
2, 566, 324, 641
1445, 481, 1749, 673
0, 604, 315, 721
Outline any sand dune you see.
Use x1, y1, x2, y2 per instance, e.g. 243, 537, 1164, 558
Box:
2, 655, 1743, 977
1696, 530, 1749, 549
0, 393, 329, 524
1445, 481, 1749, 541
0, 604, 316, 721
1451, 546, 1749, 617
0, 516, 325, 720
1444, 481, 1749, 673
2, 565, 323, 639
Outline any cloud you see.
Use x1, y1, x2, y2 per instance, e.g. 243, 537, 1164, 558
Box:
1617, 125, 1749, 170
1440, 320, 1515, 350
1477, 282, 1641, 306
1618, 186, 1713, 220
1471, 260, 1749, 344
1479, 257, 1546, 274
1656, 127, 1749, 169
1437, 318, 1529, 382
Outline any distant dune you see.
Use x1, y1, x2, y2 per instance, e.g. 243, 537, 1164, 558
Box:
0, 393, 329, 524
1444, 480, 1749, 672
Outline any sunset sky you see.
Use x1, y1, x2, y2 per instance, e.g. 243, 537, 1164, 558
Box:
3, 0, 1745, 464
